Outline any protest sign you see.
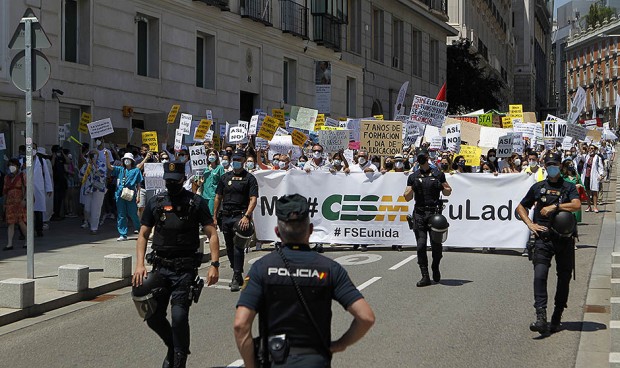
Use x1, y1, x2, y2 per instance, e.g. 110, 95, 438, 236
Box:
509, 104, 523, 119
318, 130, 349, 153
523, 112, 537, 123
586, 128, 602, 141
584, 118, 598, 128
319, 126, 343, 131
167, 105, 181, 124
443, 117, 480, 146
141, 131, 158, 152
510, 132, 524, 155
325, 117, 339, 127
213, 133, 221, 151
346, 119, 361, 142
79, 112, 91, 134
58, 126, 66, 143
479, 126, 508, 148
194, 119, 212, 140
543, 121, 567, 139
272, 109, 285, 124
189, 145, 208, 170
88, 118, 114, 138
275, 127, 289, 136
567, 123, 586, 141
291, 129, 308, 147
360, 120, 402, 156
174, 129, 183, 151
144, 163, 165, 190
269, 135, 294, 155
430, 136, 443, 150
0, 134, 6, 150
204, 130, 214, 142
314, 114, 325, 130
403, 121, 426, 147
179, 113, 192, 135
497, 135, 513, 158
445, 123, 461, 152
501, 116, 512, 129
257, 116, 279, 141
394, 81, 409, 116
248, 115, 259, 135
228, 125, 248, 144
478, 113, 493, 127
290, 107, 318, 131
561, 137, 574, 150
409, 95, 448, 127
459, 145, 481, 166
205, 109, 213, 120
545, 114, 567, 123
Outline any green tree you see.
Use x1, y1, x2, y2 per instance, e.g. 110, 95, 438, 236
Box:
583, 4, 615, 29
446, 39, 506, 115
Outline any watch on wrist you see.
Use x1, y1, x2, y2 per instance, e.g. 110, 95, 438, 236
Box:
243, 213, 251, 219
210, 261, 220, 268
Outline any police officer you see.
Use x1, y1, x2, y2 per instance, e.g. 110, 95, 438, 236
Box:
233, 194, 375, 368
516, 152, 581, 335
132, 161, 220, 368
214, 149, 259, 292
403, 149, 452, 287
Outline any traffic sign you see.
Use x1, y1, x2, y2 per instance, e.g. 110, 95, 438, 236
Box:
8, 8, 51, 50
10, 50, 51, 92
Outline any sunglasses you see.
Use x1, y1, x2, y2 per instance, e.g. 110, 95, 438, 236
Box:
178, 154, 187, 157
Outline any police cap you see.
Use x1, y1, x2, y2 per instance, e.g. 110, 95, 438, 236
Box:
276, 194, 309, 222
417, 149, 429, 159
163, 160, 185, 181
544, 152, 562, 165
232, 149, 246, 160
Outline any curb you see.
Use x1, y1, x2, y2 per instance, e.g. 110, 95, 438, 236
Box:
611, 155, 620, 367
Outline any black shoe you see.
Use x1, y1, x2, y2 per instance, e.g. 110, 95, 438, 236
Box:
416, 267, 432, 287
360, 245, 368, 252
230, 278, 240, 292
314, 244, 324, 253
353, 245, 360, 250
3, 246, 13, 251
162, 349, 174, 368
550, 307, 563, 333
529, 308, 549, 334
235, 273, 244, 288
431, 264, 441, 282
50, 215, 62, 221
173, 352, 187, 368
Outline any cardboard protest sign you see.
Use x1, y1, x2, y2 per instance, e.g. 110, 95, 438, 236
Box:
509, 104, 523, 119
360, 120, 402, 156
167, 105, 181, 124
523, 112, 537, 123
179, 113, 192, 135
543, 121, 567, 139
144, 163, 165, 190
272, 109, 285, 124
459, 145, 482, 166
443, 117, 480, 146
501, 116, 512, 129
409, 95, 448, 127
79, 112, 91, 134
174, 129, 183, 151
586, 128, 602, 141
566, 123, 586, 141
290, 107, 318, 131
318, 130, 349, 153
88, 118, 114, 138
445, 123, 461, 152
189, 145, 208, 170
142, 131, 159, 152
496, 135, 513, 158
228, 125, 248, 144
478, 113, 493, 127
194, 119, 212, 140
257, 116, 279, 141
291, 130, 308, 147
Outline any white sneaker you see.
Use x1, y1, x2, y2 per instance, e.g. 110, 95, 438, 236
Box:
42, 223, 49, 230
117, 236, 128, 241
133, 230, 139, 234
81, 222, 89, 229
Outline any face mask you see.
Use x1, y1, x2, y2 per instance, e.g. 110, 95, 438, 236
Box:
231, 161, 242, 170
161, 159, 169, 164
358, 157, 367, 165
165, 180, 183, 195
9, 166, 17, 174
488, 156, 496, 162
483, 169, 491, 173
418, 156, 428, 165
123, 159, 132, 166
246, 162, 255, 170
333, 160, 342, 166
394, 161, 404, 169
312, 151, 322, 159
546, 165, 560, 177
408, 157, 415, 164
457, 162, 465, 168
529, 160, 538, 167
278, 161, 287, 169
571, 153, 576, 158
95, 140, 102, 146
272, 159, 279, 167
298, 162, 306, 168
221, 160, 229, 167
514, 159, 521, 166
208, 155, 216, 163
56, 152, 62, 157
440, 163, 449, 170
179, 156, 188, 163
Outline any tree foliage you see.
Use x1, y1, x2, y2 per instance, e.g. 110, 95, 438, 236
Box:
583, 4, 615, 29
446, 39, 506, 115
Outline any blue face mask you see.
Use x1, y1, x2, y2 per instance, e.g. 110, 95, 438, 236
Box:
221, 160, 229, 167
546, 165, 560, 177
231, 161, 242, 170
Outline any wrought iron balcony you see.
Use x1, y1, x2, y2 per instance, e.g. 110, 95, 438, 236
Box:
241, 0, 272, 25
192, 0, 230, 11
313, 14, 342, 51
280, 0, 308, 39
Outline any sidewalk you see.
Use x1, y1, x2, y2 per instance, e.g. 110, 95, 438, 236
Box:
0, 215, 225, 326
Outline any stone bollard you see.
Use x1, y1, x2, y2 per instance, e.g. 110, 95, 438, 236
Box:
612, 321, 620, 355
58, 264, 89, 292
104, 254, 132, 279
613, 252, 620, 264
613, 264, 620, 279
0, 278, 35, 309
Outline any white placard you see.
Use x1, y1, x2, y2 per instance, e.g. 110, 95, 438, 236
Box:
179, 113, 193, 135
318, 130, 350, 153
430, 136, 443, 150
479, 126, 509, 148
249, 115, 259, 135
87, 118, 114, 138
496, 135, 513, 158
204, 130, 214, 142
445, 123, 461, 152
228, 126, 248, 144
189, 145, 208, 170
144, 163, 165, 190
174, 129, 183, 151
543, 121, 568, 139
409, 95, 448, 128
0, 133, 6, 150
206, 109, 213, 121
561, 137, 574, 150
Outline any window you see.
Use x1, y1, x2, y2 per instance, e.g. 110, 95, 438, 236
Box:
283, 58, 297, 105
412, 28, 422, 76
429, 39, 439, 84
136, 13, 160, 78
371, 7, 384, 62
347, 0, 361, 53
196, 32, 215, 89
62, 0, 90, 64
392, 19, 404, 70
346, 77, 356, 116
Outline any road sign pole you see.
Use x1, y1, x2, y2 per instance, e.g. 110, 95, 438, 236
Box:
24, 17, 34, 279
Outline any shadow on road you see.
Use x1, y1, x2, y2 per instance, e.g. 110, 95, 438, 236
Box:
561, 321, 607, 332
438, 279, 472, 286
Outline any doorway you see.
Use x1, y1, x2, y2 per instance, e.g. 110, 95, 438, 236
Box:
240, 91, 258, 122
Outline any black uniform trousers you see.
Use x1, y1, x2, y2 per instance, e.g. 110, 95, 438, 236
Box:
146, 266, 196, 355
272, 354, 331, 367
221, 213, 245, 274
413, 211, 443, 268
532, 235, 574, 310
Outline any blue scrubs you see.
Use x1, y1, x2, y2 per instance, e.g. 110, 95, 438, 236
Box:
111, 166, 143, 237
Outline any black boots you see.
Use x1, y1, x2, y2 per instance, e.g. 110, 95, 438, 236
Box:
550, 307, 564, 333
230, 272, 243, 292
416, 266, 432, 287
431, 261, 441, 282
162, 348, 174, 368
173, 352, 187, 368
529, 308, 549, 334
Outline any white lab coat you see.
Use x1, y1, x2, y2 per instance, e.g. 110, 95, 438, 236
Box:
33, 155, 53, 212
581, 153, 605, 192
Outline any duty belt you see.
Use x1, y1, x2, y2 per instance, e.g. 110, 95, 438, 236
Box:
150, 253, 202, 271
288, 347, 322, 356
219, 209, 243, 217
414, 204, 441, 212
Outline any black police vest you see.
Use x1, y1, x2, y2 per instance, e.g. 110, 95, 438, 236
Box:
532, 179, 571, 226
221, 171, 251, 212
412, 169, 443, 207
151, 193, 201, 253
263, 253, 332, 350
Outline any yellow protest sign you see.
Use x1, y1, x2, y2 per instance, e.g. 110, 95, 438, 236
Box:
167, 105, 181, 124
314, 114, 325, 131
501, 116, 513, 129
79, 112, 91, 134
374, 115, 384, 120
509, 104, 523, 119
272, 109, 285, 123
291, 130, 308, 147
213, 133, 221, 151
459, 145, 482, 166
319, 126, 343, 131
257, 116, 279, 141
194, 119, 212, 140
141, 131, 159, 152
478, 113, 493, 127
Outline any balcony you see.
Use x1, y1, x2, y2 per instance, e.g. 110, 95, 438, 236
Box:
192, 0, 230, 11
313, 14, 342, 51
241, 0, 272, 26
280, 0, 308, 39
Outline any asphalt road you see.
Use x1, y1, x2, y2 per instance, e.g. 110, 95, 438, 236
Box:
0, 212, 602, 368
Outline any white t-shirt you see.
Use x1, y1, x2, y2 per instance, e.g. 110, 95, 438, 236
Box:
349, 161, 378, 173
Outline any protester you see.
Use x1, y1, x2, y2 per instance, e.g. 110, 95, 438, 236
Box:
581, 144, 605, 213
561, 158, 583, 224
106, 152, 143, 241
524, 151, 546, 181
392, 153, 406, 172
3, 159, 27, 250
304, 144, 331, 172
277, 154, 293, 170
198, 149, 225, 216
220, 152, 232, 172
244, 155, 257, 173
63, 149, 79, 218
349, 149, 377, 173
452, 155, 469, 173
50, 145, 68, 221
501, 153, 522, 173
79, 150, 107, 235
33, 145, 53, 237
330, 151, 349, 173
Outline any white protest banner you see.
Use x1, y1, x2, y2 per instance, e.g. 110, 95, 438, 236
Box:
561, 137, 574, 150
318, 130, 349, 153
144, 163, 165, 190
566, 87, 586, 125
248, 115, 259, 135
179, 113, 192, 135
87, 118, 114, 138
445, 123, 461, 152
430, 136, 443, 150
394, 81, 409, 116
409, 95, 449, 128
253, 171, 532, 248
174, 129, 183, 151
228, 125, 248, 144
189, 145, 208, 170
496, 135, 513, 158
0, 133, 6, 150
423, 124, 441, 143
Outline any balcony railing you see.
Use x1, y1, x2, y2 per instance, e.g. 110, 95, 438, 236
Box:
192, 0, 230, 11
420, 0, 448, 15
313, 14, 342, 51
280, 0, 308, 39
241, 0, 272, 25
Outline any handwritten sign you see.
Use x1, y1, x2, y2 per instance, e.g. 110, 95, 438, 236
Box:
167, 105, 181, 124
314, 114, 325, 130
459, 145, 482, 166
509, 104, 523, 119
360, 120, 402, 156
257, 116, 279, 141
194, 119, 212, 140
248, 115, 259, 135
497, 135, 513, 158
88, 118, 114, 138
429, 136, 443, 150
445, 123, 461, 152
501, 116, 512, 129
272, 109, 285, 124
174, 129, 183, 151
290, 107, 318, 131
567, 123, 587, 141
79, 112, 91, 134
409, 95, 448, 128
478, 113, 493, 127
291, 129, 308, 147
228, 125, 248, 144
318, 130, 349, 153
144, 163, 165, 190
142, 131, 159, 152
189, 145, 208, 170
179, 113, 192, 135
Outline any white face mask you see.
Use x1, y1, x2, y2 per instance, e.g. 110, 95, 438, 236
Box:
312, 151, 322, 159
9, 166, 17, 174
358, 157, 367, 165
161, 159, 169, 164
483, 169, 491, 173
529, 160, 538, 167
394, 161, 404, 169
514, 159, 521, 166
123, 159, 132, 166
278, 161, 287, 169
333, 160, 342, 166
408, 157, 415, 164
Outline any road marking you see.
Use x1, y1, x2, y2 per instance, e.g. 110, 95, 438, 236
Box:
334, 254, 382, 266
248, 256, 264, 265
357, 276, 382, 291
208, 285, 230, 290
388, 255, 417, 270
227, 359, 244, 367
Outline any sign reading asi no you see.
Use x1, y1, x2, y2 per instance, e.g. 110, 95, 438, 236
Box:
360, 120, 402, 156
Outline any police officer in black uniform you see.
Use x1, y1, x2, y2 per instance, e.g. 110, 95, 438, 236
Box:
233, 194, 375, 368
516, 152, 581, 335
214, 149, 259, 292
132, 161, 220, 368
403, 149, 452, 287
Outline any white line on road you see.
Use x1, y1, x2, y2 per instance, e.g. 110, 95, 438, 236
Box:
227, 359, 244, 367
388, 255, 417, 270
208, 285, 230, 290
357, 277, 382, 291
